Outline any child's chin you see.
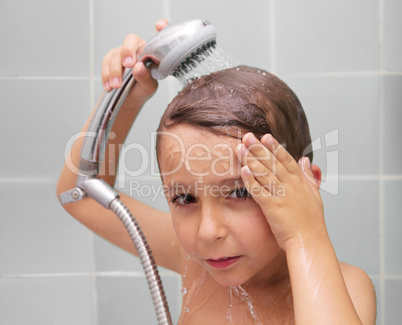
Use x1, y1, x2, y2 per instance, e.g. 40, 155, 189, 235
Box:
209, 271, 249, 288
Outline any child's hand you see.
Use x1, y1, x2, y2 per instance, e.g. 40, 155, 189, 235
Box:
236, 132, 327, 251
101, 19, 169, 104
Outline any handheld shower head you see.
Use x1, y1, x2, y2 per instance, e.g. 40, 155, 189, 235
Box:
59, 19, 223, 325
139, 19, 216, 80
77, 19, 218, 169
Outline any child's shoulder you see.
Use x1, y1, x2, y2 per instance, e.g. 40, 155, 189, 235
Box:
339, 262, 377, 324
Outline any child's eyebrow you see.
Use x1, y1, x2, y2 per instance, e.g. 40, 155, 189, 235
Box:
218, 177, 244, 187
166, 176, 245, 191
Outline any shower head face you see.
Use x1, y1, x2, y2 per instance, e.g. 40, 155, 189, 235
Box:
140, 19, 217, 80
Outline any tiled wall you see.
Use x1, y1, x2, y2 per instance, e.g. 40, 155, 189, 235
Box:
1, 0, 400, 324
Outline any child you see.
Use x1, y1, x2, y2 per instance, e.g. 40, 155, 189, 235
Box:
57, 20, 376, 324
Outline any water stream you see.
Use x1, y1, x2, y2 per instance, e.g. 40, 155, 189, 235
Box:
227, 285, 263, 324
176, 47, 238, 86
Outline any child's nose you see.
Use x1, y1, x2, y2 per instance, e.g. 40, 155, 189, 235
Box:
197, 205, 229, 243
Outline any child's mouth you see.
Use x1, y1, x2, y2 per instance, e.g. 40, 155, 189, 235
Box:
205, 256, 241, 269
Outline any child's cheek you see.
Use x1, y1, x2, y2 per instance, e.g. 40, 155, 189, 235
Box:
171, 214, 197, 254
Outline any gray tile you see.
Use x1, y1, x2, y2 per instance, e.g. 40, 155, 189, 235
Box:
384, 179, 402, 275
0, 276, 93, 325
96, 275, 180, 325
383, 76, 402, 175
385, 279, 402, 325
93, 0, 165, 79
0, 79, 89, 179
94, 234, 176, 285
170, 0, 272, 70
94, 234, 143, 273
322, 179, 380, 275
282, 75, 380, 176
275, 0, 379, 73
383, 0, 402, 71
0, 182, 92, 274
0, 1, 89, 77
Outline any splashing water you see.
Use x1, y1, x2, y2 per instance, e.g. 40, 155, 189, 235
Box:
226, 287, 233, 322
230, 285, 263, 325
175, 47, 238, 86
181, 254, 190, 314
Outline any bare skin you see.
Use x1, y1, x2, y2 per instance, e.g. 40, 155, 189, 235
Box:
56, 20, 376, 324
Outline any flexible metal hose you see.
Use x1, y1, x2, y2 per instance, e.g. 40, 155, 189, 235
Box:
109, 198, 173, 325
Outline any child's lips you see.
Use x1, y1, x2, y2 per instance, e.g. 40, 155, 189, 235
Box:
205, 256, 242, 269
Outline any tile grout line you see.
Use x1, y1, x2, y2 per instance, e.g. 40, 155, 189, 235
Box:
89, 0, 95, 111
3, 271, 402, 280
0, 76, 91, 80
269, 0, 276, 74
163, 0, 171, 23
0, 271, 178, 278
378, 0, 385, 323
88, 1, 98, 324
1, 71, 401, 81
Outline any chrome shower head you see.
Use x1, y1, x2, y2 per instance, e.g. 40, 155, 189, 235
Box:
139, 19, 216, 80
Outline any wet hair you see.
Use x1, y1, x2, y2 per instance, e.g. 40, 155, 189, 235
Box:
156, 65, 313, 162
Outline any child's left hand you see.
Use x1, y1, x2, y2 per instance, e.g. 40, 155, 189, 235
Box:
236, 132, 327, 251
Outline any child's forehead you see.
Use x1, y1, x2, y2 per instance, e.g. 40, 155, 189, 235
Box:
160, 124, 241, 153
158, 125, 242, 177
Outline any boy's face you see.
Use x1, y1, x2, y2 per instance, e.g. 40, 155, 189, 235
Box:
159, 124, 286, 287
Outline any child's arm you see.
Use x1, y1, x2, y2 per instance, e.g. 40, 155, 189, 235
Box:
56, 20, 182, 273
236, 132, 376, 324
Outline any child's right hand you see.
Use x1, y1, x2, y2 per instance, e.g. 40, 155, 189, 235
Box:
101, 19, 169, 104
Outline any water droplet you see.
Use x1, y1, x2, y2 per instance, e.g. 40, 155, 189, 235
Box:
181, 287, 187, 296
184, 306, 190, 313
182, 255, 190, 278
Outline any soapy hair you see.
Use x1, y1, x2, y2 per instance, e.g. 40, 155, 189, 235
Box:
156, 65, 313, 162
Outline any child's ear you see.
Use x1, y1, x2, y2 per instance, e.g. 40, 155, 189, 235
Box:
311, 164, 322, 187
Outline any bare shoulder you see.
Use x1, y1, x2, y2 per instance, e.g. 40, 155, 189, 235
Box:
340, 262, 377, 325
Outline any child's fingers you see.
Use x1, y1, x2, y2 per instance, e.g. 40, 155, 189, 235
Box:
299, 157, 320, 196
242, 135, 277, 171
236, 143, 279, 190
261, 134, 301, 176
132, 61, 158, 91
155, 19, 169, 32
242, 133, 289, 182
101, 50, 113, 91
108, 47, 124, 88
121, 34, 144, 68
240, 165, 272, 201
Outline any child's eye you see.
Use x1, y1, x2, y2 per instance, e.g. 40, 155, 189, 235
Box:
228, 188, 251, 201
171, 194, 197, 206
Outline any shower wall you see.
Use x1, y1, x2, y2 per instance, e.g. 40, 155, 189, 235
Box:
1, 0, 401, 324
